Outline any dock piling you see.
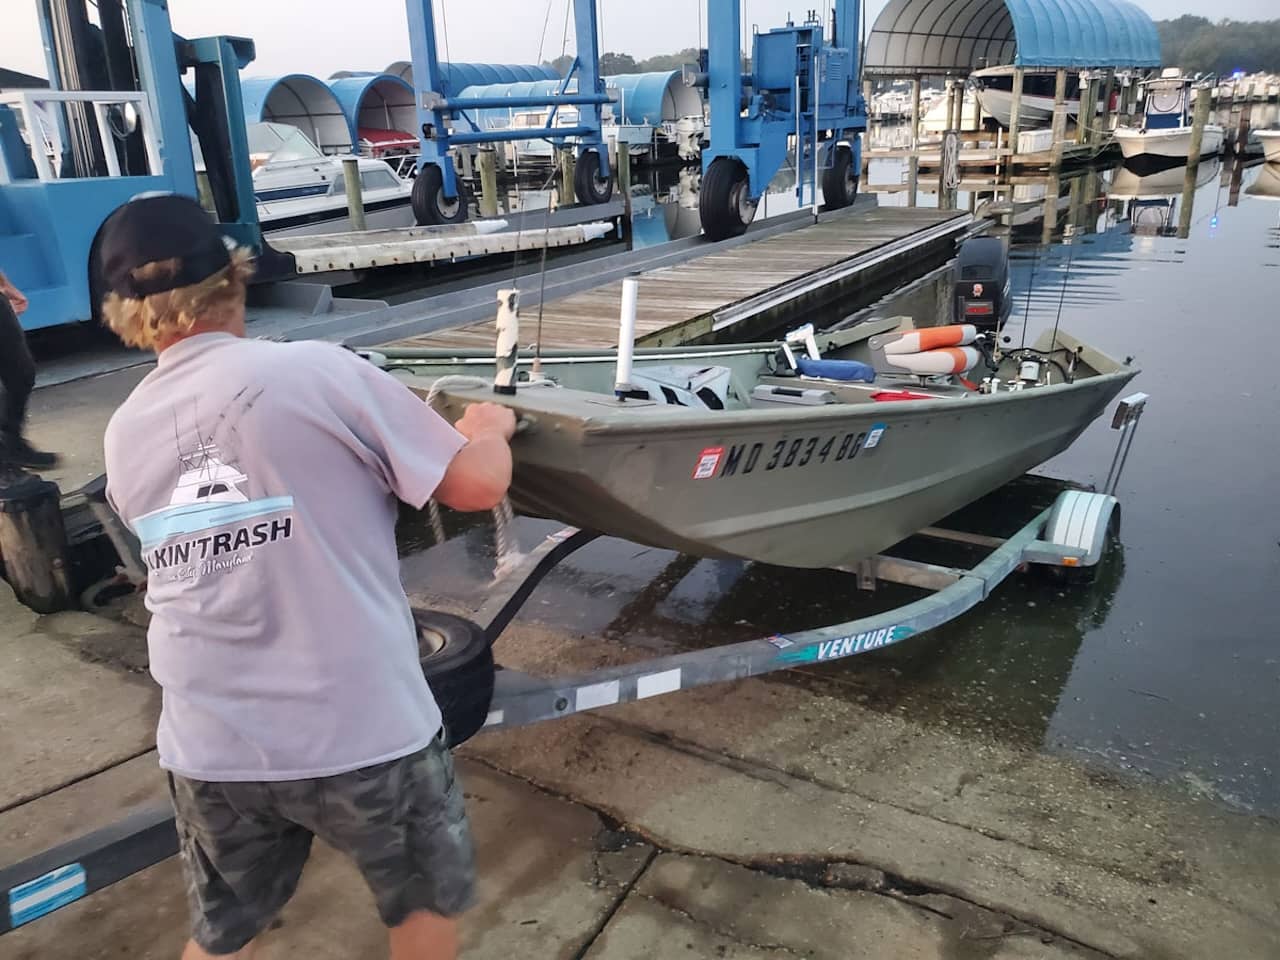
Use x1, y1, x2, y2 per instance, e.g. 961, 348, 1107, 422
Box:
342, 157, 367, 232
1050, 69, 1069, 170
1178, 87, 1214, 239
1100, 70, 1116, 134
477, 149, 499, 219
558, 149, 576, 206
1008, 67, 1024, 156
910, 78, 922, 148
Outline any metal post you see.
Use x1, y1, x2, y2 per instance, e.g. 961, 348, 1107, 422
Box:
910, 77, 922, 149
616, 145, 633, 249
477, 149, 499, 218
1050, 67, 1068, 170
706, 0, 742, 158
813, 51, 820, 218
907, 155, 918, 207
342, 156, 367, 231
1008, 67, 1023, 156
572, 0, 608, 177
406, 0, 456, 196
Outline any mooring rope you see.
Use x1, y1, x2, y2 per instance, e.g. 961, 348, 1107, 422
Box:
423, 376, 527, 581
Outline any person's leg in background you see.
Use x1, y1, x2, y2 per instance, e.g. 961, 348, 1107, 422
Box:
0, 292, 57, 468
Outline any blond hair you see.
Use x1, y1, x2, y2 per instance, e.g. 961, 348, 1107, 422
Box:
102, 248, 255, 350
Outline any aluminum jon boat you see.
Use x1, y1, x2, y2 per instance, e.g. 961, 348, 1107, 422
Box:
376, 317, 1138, 569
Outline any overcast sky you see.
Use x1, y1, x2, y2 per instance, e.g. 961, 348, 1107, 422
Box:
3, 0, 1274, 81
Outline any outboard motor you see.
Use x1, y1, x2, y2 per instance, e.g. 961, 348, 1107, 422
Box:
954, 237, 1011, 330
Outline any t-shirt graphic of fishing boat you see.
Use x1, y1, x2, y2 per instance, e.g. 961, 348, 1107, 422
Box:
132, 438, 293, 550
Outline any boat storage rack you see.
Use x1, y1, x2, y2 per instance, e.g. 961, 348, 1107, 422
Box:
0, 393, 1148, 935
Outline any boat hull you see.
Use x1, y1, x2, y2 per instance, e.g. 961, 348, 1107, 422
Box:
1115, 125, 1225, 163
409, 341, 1135, 569
974, 88, 1077, 129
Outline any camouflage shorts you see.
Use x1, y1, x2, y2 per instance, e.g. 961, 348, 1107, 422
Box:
168, 735, 475, 955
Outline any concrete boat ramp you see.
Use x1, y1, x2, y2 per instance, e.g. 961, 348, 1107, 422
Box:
4, 201, 1279, 958
1, 570, 1278, 959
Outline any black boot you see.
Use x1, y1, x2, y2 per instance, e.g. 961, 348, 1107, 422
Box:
0, 434, 58, 469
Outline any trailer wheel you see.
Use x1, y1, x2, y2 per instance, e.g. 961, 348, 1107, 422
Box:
412, 164, 469, 225
573, 149, 614, 204
822, 145, 859, 210
416, 609, 494, 747
700, 157, 757, 241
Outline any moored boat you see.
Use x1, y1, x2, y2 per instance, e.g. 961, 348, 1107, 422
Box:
377, 319, 1137, 569
972, 65, 1085, 129
1115, 70, 1224, 169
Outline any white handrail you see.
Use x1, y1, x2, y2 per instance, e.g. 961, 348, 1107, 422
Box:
0, 90, 162, 183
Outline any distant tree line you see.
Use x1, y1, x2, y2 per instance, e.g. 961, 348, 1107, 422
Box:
546, 48, 743, 76
545, 20, 1280, 79
1155, 17, 1280, 76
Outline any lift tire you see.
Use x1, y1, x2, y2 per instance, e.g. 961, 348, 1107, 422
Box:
573, 149, 614, 205
411, 164, 469, 226
822, 145, 859, 210
416, 609, 494, 747
700, 157, 757, 241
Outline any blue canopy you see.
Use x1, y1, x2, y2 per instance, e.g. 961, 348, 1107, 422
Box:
239, 74, 353, 153
865, 0, 1161, 74
328, 74, 416, 143
452, 72, 701, 133
382, 60, 557, 91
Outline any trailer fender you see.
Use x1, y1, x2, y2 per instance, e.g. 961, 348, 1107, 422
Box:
1042, 490, 1120, 568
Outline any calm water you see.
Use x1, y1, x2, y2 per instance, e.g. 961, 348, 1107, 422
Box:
404, 150, 1280, 814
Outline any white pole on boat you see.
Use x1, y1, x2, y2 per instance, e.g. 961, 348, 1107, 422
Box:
494, 289, 520, 396
615, 275, 639, 400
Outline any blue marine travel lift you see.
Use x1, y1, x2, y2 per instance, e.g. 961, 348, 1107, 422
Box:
699, 1, 869, 240
404, 0, 614, 225
0, 393, 1148, 934
0, 0, 283, 331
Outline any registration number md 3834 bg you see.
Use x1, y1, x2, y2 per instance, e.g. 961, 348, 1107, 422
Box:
692, 424, 887, 480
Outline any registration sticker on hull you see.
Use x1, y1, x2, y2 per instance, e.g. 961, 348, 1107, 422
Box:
693, 446, 725, 479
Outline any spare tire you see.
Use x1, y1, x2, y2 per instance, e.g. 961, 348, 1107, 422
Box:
415, 609, 494, 748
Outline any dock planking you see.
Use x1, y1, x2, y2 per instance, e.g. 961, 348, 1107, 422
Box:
395, 206, 969, 352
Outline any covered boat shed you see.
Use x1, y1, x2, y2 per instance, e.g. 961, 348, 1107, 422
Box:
865, 0, 1160, 76
328, 73, 418, 156
240, 74, 354, 154
864, 0, 1160, 151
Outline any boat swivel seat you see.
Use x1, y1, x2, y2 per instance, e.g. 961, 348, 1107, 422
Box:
867, 325, 983, 379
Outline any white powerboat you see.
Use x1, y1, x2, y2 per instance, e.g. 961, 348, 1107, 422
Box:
1256, 130, 1280, 164
972, 66, 1084, 129
245, 123, 415, 238
1114, 70, 1223, 169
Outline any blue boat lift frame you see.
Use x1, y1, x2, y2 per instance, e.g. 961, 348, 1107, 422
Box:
406, 0, 612, 202
0, 394, 1147, 935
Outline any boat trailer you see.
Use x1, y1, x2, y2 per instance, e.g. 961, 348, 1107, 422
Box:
0, 393, 1148, 935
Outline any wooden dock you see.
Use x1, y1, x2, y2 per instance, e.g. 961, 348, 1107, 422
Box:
398, 205, 971, 351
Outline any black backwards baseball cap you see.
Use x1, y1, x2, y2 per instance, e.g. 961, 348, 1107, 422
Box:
99, 194, 232, 299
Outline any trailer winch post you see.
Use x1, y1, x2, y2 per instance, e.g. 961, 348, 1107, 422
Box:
1103, 391, 1148, 495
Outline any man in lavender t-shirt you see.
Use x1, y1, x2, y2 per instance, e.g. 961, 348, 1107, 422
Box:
99, 196, 513, 960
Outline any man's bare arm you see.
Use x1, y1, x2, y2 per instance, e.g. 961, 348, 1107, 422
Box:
433, 402, 516, 512
0, 272, 28, 315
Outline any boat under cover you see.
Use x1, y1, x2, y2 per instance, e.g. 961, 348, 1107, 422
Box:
377, 321, 1138, 569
